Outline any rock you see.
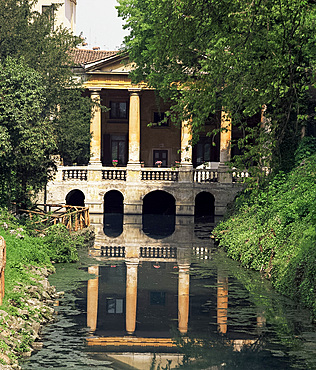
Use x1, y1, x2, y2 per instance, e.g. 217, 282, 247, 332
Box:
0, 352, 10, 365
31, 341, 43, 351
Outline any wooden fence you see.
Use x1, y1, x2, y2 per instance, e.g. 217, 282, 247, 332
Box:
20, 204, 90, 232
0, 236, 6, 305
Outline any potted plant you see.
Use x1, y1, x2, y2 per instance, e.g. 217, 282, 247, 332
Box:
112, 159, 118, 167
141, 161, 144, 167
155, 160, 162, 168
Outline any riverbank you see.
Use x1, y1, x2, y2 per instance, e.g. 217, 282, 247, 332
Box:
0, 209, 94, 369
213, 152, 316, 317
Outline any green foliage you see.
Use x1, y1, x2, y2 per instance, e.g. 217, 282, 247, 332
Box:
0, 57, 56, 207
118, 0, 316, 174
294, 136, 316, 165
56, 89, 93, 165
0, 0, 92, 207
42, 224, 81, 263
213, 154, 316, 316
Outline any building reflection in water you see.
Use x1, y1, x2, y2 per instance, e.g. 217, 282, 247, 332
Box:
85, 214, 261, 368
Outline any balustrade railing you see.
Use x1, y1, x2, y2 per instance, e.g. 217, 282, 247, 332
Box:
193, 169, 218, 183
140, 246, 177, 259
193, 246, 211, 259
63, 169, 87, 181
58, 165, 248, 184
102, 169, 126, 181
100, 245, 126, 258
232, 170, 250, 182
141, 170, 178, 182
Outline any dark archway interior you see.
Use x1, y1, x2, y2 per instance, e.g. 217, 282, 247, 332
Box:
103, 191, 124, 237
65, 189, 85, 207
142, 191, 176, 239
104, 191, 124, 214
143, 190, 176, 215
195, 192, 215, 222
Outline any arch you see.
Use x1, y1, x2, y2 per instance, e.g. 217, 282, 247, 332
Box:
104, 190, 124, 214
65, 189, 85, 207
103, 190, 124, 238
142, 190, 175, 239
195, 192, 215, 222
143, 190, 176, 215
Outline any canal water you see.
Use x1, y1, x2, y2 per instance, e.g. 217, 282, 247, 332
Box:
22, 215, 316, 369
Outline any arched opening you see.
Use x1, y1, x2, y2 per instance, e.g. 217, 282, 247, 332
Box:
142, 191, 175, 239
104, 190, 124, 214
195, 192, 215, 222
103, 190, 124, 238
65, 189, 85, 207
143, 190, 175, 215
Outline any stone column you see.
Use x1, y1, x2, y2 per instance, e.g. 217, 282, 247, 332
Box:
125, 259, 139, 335
218, 110, 232, 183
87, 265, 99, 332
178, 264, 190, 334
217, 268, 228, 334
127, 88, 141, 168
89, 90, 102, 166
180, 120, 193, 167
179, 119, 193, 185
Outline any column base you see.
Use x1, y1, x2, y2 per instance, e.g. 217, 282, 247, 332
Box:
217, 163, 232, 183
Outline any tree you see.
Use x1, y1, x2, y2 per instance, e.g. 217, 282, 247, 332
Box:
0, 57, 56, 207
0, 1, 93, 206
117, 0, 316, 174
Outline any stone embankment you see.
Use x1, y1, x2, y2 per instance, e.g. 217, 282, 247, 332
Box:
0, 266, 62, 370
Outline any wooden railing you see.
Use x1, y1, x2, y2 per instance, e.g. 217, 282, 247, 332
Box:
21, 204, 90, 232
0, 236, 6, 305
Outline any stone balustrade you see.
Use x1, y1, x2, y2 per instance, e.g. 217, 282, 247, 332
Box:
58, 166, 238, 184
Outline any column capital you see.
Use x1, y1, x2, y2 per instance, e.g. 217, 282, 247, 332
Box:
125, 258, 140, 267
89, 88, 102, 94
128, 88, 142, 95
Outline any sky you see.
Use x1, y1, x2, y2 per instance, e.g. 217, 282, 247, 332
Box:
76, 0, 129, 51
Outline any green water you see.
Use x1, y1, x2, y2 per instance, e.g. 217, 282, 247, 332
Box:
21, 216, 316, 369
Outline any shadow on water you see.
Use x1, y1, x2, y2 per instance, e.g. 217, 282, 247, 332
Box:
103, 213, 123, 238
142, 214, 175, 239
21, 215, 316, 370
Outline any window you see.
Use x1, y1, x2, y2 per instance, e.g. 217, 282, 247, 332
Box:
110, 101, 128, 120
42, 5, 54, 30
153, 150, 168, 167
193, 136, 220, 166
106, 298, 124, 314
152, 112, 169, 127
111, 135, 127, 165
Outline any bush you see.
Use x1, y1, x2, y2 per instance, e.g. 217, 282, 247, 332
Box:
213, 153, 316, 317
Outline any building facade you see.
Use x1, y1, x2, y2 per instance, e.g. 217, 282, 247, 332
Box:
46, 50, 249, 217
33, 0, 76, 33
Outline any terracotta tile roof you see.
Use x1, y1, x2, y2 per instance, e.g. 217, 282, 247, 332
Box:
71, 49, 118, 65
